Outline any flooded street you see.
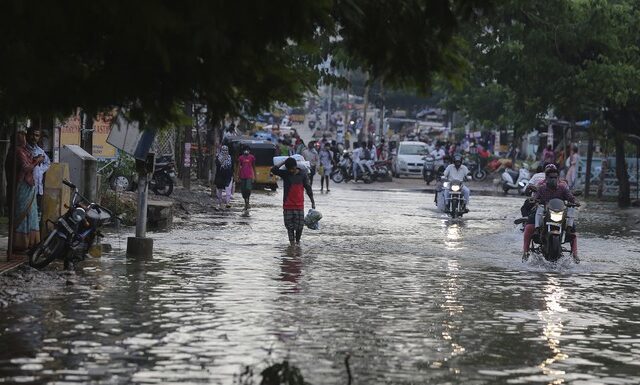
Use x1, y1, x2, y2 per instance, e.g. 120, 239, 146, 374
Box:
1, 182, 640, 384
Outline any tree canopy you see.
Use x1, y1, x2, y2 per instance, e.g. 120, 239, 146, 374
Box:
0, 0, 492, 128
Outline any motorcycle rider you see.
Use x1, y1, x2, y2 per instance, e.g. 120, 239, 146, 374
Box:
362, 142, 377, 175
522, 164, 579, 263
430, 143, 446, 173
442, 155, 471, 212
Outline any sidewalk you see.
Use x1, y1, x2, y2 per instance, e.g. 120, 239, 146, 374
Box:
0, 225, 28, 275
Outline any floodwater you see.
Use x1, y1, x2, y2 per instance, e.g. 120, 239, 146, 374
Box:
1, 183, 639, 384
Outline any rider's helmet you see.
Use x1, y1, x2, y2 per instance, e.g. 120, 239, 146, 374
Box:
453, 155, 463, 166
544, 163, 558, 175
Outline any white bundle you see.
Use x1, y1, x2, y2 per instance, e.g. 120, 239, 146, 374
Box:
273, 155, 310, 171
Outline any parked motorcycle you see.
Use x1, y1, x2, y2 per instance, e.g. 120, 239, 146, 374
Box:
466, 158, 487, 181
528, 198, 579, 262
150, 156, 176, 196
501, 165, 530, 194
370, 160, 392, 182
29, 180, 112, 269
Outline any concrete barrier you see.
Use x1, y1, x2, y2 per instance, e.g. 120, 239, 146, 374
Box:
147, 201, 173, 231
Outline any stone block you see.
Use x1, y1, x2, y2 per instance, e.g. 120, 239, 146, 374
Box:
147, 201, 173, 231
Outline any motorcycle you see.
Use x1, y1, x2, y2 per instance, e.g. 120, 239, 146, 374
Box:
150, 156, 176, 196
528, 198, 579, 262
330, 152, 372, 184
370, 160, 392, 182
437, 178, 468, 218
29, 180, 113, 269
501, 165, 530, 195
466, 158, 487, 181
422, 155, 437, 185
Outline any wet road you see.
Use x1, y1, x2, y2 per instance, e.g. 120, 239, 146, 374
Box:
1, 182, 640, 384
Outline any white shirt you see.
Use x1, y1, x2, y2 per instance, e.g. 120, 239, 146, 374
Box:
431, 148, 446, 166
443, 164, 469, 181
352, 147, 362, 163
27, 144, 51, 195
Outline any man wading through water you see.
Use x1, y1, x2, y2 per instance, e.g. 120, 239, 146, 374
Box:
271, 157, 316, 245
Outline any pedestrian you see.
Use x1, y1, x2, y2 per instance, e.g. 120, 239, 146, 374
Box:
318, 142, 334, 192
542, 144, 555, 166
238, 146, 256, 211
214, 145, 234, 210
26, 127, 50, 216
301, 141, 319, 186
11, 129, 42, 253
566, 145, 580, 189
271, 158, 316, 246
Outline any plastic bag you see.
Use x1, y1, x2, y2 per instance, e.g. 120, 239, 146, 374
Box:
304, 209, 322, 230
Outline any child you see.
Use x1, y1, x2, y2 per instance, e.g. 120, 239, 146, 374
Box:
271, 158, 316, 245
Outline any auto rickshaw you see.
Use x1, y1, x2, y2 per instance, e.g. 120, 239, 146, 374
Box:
228, 137, 279, 191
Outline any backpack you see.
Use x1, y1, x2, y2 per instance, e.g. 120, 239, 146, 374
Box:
363, 147, 372, 160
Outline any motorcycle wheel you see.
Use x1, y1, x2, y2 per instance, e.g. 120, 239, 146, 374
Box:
29, 234, 66, 269
474, 170, 487, 181
109, 174, 132, 192
503, 186, 510, 194
547, 235, 562, 262
363, 174, 373, 184
331, 170, 344, 183
152, 174, 174, 196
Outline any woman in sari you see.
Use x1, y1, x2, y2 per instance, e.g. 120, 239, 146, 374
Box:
13, 130, 42, 252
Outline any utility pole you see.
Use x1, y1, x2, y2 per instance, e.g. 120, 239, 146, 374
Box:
378, 77, 385, 140
126, 152, 155, 258
80, 110, 94, 155
182, 104, 193, 190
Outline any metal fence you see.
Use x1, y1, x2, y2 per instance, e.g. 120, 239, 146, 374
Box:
577, 157, 639, 198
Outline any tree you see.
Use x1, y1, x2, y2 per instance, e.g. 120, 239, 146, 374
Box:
0, 0, 495, 130
443, 0, 640, 207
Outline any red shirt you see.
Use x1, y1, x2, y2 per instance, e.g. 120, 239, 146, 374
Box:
238, 154, 255, 179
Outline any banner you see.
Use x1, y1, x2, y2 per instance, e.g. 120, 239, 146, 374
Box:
58, 111, 117, 159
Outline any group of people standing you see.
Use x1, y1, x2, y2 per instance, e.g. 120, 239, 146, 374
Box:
541, 144, 581, 189
5, 127, 51, 253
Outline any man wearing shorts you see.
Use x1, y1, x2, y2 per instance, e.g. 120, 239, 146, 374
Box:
271, 157, 316, 245
238, 147, 256, 211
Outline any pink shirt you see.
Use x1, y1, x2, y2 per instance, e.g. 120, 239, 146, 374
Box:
238, 154, 255, 179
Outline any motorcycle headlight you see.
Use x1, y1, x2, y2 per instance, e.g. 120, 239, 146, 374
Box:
443, 181, 450, 188
549, 210, 564, 222
451, 184, 461, 192
71, 207, 87, 222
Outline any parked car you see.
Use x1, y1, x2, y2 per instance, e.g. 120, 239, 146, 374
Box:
392, 141, 429, 178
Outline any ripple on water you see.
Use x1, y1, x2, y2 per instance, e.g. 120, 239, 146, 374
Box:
0, 189, 639, 384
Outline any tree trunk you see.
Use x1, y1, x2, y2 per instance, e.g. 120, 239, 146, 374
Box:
378, 77, 385, 139
361, 73, 370, 144
615, 131, 630, 207
0, 126, 9, 216
584, 133, 594, 198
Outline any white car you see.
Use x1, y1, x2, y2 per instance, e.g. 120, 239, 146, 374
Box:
392, 141, 429, 178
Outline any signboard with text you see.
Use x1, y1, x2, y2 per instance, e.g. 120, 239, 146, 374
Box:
58, 111, 117, 159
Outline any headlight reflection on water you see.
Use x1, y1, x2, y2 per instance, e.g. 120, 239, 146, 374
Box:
538, 276, 569, 384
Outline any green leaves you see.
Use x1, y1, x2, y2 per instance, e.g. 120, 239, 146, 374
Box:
0, 0, 495, 128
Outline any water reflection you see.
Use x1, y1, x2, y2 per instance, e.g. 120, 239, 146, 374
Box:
1, 188, 639, 384
443, 220, 466, 250
279, 247, 303, 294
538, 276, 568, 385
